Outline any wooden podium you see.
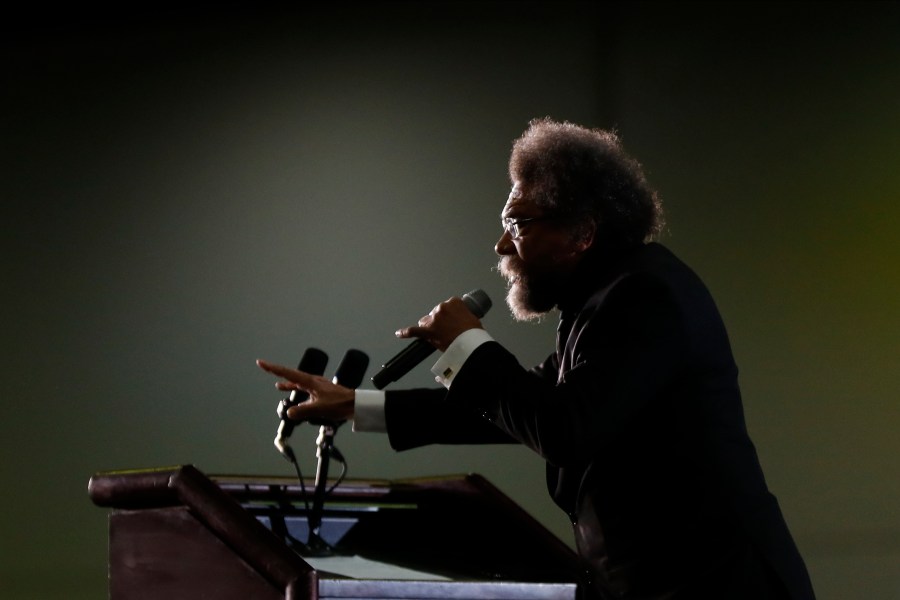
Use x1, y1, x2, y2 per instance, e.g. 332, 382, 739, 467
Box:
89, 465, 582, 600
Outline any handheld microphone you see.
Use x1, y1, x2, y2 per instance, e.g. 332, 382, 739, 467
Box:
274, 347, 328, 459
370, 289, 491, 389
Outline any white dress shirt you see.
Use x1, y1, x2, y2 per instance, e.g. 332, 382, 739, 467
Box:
351, 329, 494, 433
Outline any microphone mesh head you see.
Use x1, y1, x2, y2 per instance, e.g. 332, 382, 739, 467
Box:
298, 347, 329, 376
333, 349, 370, 388
462, 289, 492, 318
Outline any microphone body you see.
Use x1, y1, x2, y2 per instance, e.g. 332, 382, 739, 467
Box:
371, 289, 491, 389
274, 348, 328, 459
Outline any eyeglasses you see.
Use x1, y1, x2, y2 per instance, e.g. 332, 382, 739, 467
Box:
501, 215, 557, 238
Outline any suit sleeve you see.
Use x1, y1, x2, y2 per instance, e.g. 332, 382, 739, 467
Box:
384, 387, 518, 451
445, 273, 690, 468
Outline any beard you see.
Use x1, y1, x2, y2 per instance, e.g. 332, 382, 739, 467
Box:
497, 256, 562, 322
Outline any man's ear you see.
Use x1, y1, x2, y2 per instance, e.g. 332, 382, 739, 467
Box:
573, 221, 596, 254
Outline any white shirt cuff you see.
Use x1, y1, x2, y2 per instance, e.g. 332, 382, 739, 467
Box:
352, 389, 387, 433
431, 328, 494, 388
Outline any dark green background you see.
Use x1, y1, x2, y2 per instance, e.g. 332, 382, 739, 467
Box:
3, 3, 898, 598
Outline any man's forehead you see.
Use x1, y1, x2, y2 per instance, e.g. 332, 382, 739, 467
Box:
502, 182, 536, 216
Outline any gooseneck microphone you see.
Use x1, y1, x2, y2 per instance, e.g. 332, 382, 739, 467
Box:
313, 348, 370, 425
308, 349, 370, 554
274, 347, 329, 460
370, 289, 491, 389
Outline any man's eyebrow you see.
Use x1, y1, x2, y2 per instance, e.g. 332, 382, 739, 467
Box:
501, 209, 530, 220
501, 204, 527, 218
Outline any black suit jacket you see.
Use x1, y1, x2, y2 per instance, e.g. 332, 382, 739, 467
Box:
385, 243, 815, 600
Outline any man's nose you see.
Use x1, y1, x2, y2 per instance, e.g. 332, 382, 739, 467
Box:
495, 230, 515, 255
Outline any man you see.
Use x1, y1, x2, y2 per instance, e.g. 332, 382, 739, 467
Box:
257, 118, 816, 599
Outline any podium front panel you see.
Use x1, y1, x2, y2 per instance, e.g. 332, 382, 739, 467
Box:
90, 467, 581, 600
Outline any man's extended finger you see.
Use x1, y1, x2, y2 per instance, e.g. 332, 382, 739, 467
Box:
256, 359, 317, 385
275, 381, 302, 392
